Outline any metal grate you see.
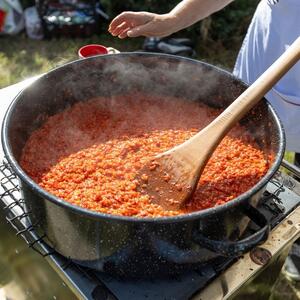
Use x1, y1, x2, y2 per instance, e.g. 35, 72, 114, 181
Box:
0, 160, 54, 257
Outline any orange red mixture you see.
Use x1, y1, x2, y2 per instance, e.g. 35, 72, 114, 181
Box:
20, 94, 269, 217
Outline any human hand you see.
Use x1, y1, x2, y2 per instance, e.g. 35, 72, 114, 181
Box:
108, 12, 177, 39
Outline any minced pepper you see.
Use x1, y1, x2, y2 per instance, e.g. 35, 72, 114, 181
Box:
20, 94, 270, 218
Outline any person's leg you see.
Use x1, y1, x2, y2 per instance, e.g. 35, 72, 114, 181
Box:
283, 153, 300, 281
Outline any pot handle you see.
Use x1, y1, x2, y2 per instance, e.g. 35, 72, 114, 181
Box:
192, 205, 270, 257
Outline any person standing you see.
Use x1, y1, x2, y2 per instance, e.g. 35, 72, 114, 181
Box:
109, 0, 300, 280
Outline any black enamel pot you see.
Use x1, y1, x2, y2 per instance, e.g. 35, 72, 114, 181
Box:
1, 53, 285, 277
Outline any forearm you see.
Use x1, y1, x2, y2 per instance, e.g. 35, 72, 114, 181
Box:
169, 0, 234, 31
109, 0, 234, 38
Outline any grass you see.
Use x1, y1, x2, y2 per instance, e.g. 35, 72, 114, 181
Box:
0, 33, 144, 88
285, 152, 295, 163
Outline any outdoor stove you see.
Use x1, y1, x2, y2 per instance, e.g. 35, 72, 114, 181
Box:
0, 79, 300, 300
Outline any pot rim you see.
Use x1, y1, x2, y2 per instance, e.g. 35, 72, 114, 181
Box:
1, 52, 286, 224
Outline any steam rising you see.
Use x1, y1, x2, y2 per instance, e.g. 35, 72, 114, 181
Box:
15, 54, 276, 170
63, 55, 221, 106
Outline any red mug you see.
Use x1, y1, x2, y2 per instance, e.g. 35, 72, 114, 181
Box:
78, 44, 109, 58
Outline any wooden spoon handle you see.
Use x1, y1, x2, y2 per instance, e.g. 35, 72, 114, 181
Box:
183, 35, 300, 164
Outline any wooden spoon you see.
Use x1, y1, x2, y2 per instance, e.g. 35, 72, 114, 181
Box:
136, 36, 300, 211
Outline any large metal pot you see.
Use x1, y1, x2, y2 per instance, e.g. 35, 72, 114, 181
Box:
2, 53, 285, 277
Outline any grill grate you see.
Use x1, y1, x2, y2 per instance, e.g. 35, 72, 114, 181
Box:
1, 159, 300, 300
0, 161, 54, 257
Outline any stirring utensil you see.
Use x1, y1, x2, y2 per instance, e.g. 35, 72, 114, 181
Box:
136, 36, 300, 211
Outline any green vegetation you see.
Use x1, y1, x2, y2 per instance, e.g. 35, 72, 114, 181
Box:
0, 34, 143, 88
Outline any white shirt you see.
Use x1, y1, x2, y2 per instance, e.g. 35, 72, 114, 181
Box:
234, 0, 300, 152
